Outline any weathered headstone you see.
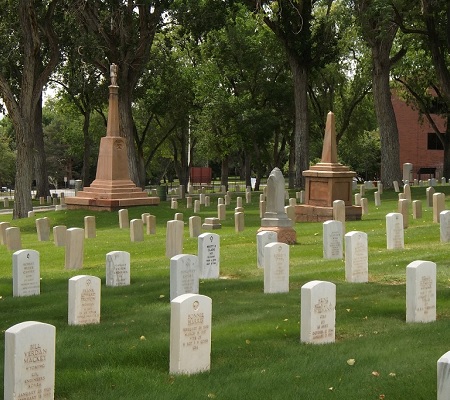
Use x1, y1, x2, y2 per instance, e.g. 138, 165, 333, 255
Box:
245, 191, 251, 204
235, 212, 244, 232
6, 227, 22, 252
284, 205, 295, 225
344, 231, 368, 283
437, 351, 450, 400
403, 183, 412, 201
4, 321, 55, 400
333, 199, 346, 235
171, 198, 178, 209
259, 200, 266, 218
53, 225, 67, 247
84, 216, 96, 239
413, 200, 422, 219
141, 212, 150, 224
194, 199, 200, 213
202, 217, 222, 230
170, 293, 212, 375
65, 228, 84, 270
28, 211, 35, 218
198, 232, 220, 279
264, 242, 289, 293
118, 208, 129, 229
68, 275, 101, 325
236, 196, 243, 208
145, 214, 156, 234
323, 220, 343, 259
386, 213, 404, 249
441, 210, 450, 242
130, 218, 144, 242
433, 192, 446, 223
166, 220, 184, 259
218, 203, 226, 221
406, 260, 436, 323
257, 231, 278, 269
170, 254, 199, 300
361, 197, 368, 215
36, 217, 50, 241
189, 216, 202, 238
300, 280, 336, 344
204, 196, 210, 207
377, 182, 383, 194
4, 197, 9, 207
393, 181, 400, 192
374, 191, 381, 207
398, 198, 409, 229
173, 213, 184, 221
186, 196, 193, 208
106, 251, 130, 287
13, 249, 40, 297
427, 186, 435, 207
354, 193, 361, 206
0, 221, 10, 245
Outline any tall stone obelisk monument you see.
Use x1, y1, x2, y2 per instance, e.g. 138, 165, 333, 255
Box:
66, 64, 159, 210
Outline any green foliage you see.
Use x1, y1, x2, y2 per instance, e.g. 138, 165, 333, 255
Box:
339, 129, 381, 180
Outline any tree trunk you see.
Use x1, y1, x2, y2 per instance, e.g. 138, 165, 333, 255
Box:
288, 55, 309, 189
14, 121, 34, 218
372, 52, 402, 188
118, 87, 143, 187
34, 95, 50, 198
81, 109, 92, 185
443, 121, 450, 179
221, 155, 229, 190
288, 132, 295, 189
244, 152, 251, 189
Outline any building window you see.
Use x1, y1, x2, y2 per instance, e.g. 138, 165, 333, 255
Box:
427, 132, 444, 150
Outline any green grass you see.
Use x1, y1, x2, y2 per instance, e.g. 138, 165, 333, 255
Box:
1, 186, 450, 399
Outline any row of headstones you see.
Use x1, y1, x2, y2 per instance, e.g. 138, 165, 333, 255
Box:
5, 257, 444, 400
12, 249, 132, 297
393, 177, 449, 191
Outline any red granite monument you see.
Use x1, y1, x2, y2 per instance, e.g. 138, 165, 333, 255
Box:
66, 64, 159, 211
295, 112, 362, 222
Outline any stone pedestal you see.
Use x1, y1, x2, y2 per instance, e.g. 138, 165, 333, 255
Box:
66, 67, 159, 211
295, 112, 361, 222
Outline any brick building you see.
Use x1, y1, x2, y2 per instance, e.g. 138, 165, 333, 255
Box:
393, 94, 446, 180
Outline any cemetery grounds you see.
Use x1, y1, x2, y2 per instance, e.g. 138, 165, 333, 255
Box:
1, 186, 450, 399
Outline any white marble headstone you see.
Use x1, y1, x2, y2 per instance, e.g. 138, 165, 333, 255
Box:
386, 213, 404, 249
438, 350, 450, 400
170, 254, 199, 301
301, 280, 336, 344
68, 275, 101, 325
4, 321, 55, 400
106, 251, 130, 287
440, 210, 450, 242
198, 233, 220, 279
264, 242, 289, 293
323, 220, 343, 259
13, 249, 40, 297
344, 231, 368, 283
170, 293, 212, 375
256, 231, 278, 268
406, 260, 436, 323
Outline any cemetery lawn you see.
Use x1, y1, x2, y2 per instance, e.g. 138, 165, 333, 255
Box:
1, 186, 450, 399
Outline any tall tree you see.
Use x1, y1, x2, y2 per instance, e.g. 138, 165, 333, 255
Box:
242, 0, 338, 188
351, 0, 404, 187
0, 0, 60, 218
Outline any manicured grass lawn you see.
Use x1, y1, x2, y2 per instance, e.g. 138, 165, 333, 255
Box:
1, 186, 450, 399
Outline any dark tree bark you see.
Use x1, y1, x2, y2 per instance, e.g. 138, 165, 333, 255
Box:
34, 95, 50, 198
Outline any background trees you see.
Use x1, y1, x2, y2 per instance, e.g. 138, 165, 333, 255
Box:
0, 0, 446, 217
